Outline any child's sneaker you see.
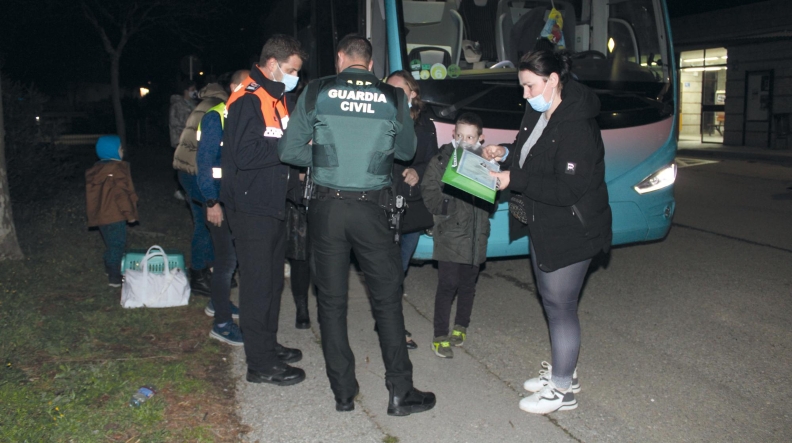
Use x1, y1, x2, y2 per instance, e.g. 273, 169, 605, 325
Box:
209, 322, 244, 346
523, 361, 580, 393
449, 325, 466, 347
519, 380, 577, 415
431, 336, 453, 358
204, 300, 240, 319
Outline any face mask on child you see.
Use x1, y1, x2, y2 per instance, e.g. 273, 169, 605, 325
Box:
451, 138, 483, 155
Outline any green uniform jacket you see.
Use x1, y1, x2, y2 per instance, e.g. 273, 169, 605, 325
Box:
278, 68, 416, 191
421, 144, 494, 266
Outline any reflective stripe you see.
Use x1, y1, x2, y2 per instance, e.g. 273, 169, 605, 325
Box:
196, 129, 202, 141
281, 115, 289, 130
264, 127, 284, 138
212, 168, 222, 179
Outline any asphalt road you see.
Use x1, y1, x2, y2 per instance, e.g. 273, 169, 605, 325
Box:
235, 157, 792, 443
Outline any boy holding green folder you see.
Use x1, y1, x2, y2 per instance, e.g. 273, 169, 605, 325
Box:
421, 113, 495, 358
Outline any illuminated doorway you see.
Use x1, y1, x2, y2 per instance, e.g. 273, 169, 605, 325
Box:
679, 48, 728, 143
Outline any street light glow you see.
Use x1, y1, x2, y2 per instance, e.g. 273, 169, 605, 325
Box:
139, 87, 150, 97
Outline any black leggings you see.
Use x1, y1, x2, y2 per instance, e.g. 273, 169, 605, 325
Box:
529, 243, 591, 390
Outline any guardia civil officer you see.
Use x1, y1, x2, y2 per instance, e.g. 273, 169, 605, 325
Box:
278, 35, 436, 416
221, 35, 306, 386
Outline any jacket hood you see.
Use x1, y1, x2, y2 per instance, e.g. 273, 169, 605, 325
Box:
95, 135, 121, 160
555, 79, 600, 122
198, 83, 229, 102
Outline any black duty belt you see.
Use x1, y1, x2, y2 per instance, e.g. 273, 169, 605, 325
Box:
314, 185, 383, 202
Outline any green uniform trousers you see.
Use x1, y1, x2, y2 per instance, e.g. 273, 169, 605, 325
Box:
308, 197, 414, 399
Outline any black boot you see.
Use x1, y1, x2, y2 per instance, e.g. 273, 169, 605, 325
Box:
294, 293, 311, 329
386, 381, 436, 416
190, 268, 212, 297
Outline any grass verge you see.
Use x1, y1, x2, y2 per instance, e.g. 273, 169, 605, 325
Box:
0, 145, 247, 442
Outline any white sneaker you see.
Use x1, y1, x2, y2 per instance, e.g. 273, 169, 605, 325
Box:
523, 361, 580, 393
519, 381, 577, 415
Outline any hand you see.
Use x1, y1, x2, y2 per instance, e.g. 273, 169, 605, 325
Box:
402, 168, 419, 186
490, 170, 510, 190
482, 145, 506, 162
206, 205, 223, 227
299, 172, 306, 181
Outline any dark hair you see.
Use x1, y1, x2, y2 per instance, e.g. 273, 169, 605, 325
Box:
259, 34, 307, 65
387, 70, 423, 122
455, 112, 484, 135
532, 38, 556, 53
519, 50, 573, 85
178, 79, 196, 93
337, 34, 372, 65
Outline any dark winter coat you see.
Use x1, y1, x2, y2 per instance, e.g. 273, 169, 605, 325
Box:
220, 67, 290, 219
502, 79, 612, 272
393, 111, 437, 233
422, 144, 494, 266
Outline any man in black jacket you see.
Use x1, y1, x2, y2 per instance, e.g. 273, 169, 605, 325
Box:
221, 35, 307, 386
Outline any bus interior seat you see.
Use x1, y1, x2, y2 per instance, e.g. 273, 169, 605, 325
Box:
458, 0, 500, 64
403, 1, 463, 66
408, 46, 453, 68
508, 1, 576, 62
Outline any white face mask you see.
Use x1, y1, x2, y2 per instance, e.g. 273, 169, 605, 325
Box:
527, 81, 554, 113
275, 63, 299, 92
451, 138, 483, 155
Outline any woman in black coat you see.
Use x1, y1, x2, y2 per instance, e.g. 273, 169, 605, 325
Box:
484, 50, 612, 415
387, 70, 438, 350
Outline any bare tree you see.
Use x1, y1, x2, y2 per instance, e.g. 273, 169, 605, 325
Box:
0, 73, 24, 261
81, 0, 211, 148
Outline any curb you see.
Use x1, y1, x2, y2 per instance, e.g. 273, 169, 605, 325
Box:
676, 149, 792, 165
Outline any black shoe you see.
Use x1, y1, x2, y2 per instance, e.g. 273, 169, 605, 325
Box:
404, 329, 417, 349
190, 268, 212, 297
387, 382, 436, 416
295, 298, 310, 329
335, 383, 360, 412
275, 343, 302, 364
246, 364, 305, 386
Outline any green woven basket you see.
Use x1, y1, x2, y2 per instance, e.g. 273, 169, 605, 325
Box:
121, 247, 185, 275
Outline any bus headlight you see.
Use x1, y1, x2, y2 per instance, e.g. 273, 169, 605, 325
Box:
633, 163, 677, 194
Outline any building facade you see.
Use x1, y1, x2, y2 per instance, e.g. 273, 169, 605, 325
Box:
672, 0, 792, 148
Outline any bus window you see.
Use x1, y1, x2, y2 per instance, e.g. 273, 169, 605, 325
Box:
401, 1, 581, 77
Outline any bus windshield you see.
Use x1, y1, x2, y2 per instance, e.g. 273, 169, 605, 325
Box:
400, 0, 672, 129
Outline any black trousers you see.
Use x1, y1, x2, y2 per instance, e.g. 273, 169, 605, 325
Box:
226, 209, 286, 371
433, 261, 479, 337
308, 198, 413, 399
206, 206, 236, 325
289, 258, 311, 297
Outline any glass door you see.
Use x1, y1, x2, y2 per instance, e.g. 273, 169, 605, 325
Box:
701, 68, 726, 143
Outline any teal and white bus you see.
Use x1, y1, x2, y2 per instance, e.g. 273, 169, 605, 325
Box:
289, 0, 677, 259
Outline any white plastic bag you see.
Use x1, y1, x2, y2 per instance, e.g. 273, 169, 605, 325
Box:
121, 246, 191, 308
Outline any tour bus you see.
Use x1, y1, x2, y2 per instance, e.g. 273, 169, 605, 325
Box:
284, 0, 678, 259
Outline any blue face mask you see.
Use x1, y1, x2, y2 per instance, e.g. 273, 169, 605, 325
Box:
527, 81, 554, 113
277, 64, 299, 92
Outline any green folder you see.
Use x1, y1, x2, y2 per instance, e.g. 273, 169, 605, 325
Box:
441, 148, 499, 203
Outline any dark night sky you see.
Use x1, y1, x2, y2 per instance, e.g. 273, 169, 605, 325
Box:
0, 0, 772, 97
